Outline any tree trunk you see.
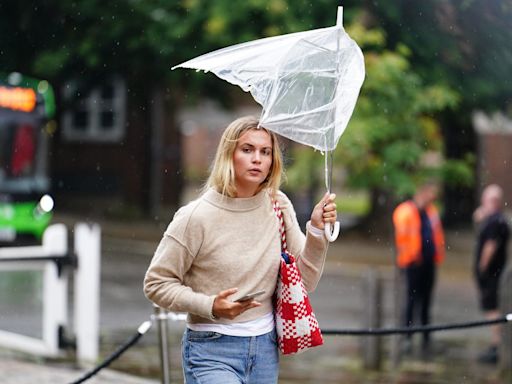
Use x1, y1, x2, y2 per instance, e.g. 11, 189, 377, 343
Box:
440, 110, 477, 227
358, 188, 397, 242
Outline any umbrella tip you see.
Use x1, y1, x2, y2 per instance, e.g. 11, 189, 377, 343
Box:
336, 6, 343, 27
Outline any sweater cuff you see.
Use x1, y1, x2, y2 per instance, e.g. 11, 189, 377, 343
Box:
188, 292, 218, 321
206, 295, 217, 321
306, 221, 325, 238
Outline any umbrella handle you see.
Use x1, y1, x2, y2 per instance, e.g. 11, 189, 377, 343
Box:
324, 221, 340, 242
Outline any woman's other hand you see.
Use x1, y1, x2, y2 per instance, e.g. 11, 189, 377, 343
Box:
212, 288, 261, 320
310, 192, 337, 230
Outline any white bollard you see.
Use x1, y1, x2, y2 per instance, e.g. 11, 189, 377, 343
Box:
74, 223, 101, 365
42, 224, 68, 356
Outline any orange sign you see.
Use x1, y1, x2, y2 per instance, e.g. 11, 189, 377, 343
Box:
0, 86, 37, 112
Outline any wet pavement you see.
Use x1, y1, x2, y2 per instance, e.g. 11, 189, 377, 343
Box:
0, 356, 158, 384
0, 212, 509, 383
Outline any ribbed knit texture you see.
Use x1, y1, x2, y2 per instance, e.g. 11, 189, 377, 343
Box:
144, 188, 328, 324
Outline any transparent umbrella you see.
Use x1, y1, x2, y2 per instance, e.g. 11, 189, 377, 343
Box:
173, 7, 365, 241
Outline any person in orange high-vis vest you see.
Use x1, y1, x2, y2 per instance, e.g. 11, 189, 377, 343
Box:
393, 182, 445, 354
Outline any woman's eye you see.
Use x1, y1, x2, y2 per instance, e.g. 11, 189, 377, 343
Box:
242, 147, 251, 153
263, 149, 271, 156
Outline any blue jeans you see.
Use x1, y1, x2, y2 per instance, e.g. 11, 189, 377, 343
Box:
182, 328, 279, 384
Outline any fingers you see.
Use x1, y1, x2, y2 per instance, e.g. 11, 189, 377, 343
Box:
323, 209, 337, 221
217, 287, 238, 299
222, 300, 262, 320
213, 288, 262, 320
316, 193, 336, 212
322, 193, 336, 206
310, 193, 338, 229
238, 300, 262, 312
323, 203, 337, 212
322, 193, 337, 222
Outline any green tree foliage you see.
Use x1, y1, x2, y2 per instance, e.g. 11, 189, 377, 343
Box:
0, 0, 339, 89
367, 0, 512, 111
340, 24, 471, 197
365, 1, 512, 223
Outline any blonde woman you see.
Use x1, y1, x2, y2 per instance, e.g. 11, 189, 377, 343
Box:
144, 116, 337, 383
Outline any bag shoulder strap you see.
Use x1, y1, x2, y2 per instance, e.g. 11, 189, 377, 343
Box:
272, 200, 288, 253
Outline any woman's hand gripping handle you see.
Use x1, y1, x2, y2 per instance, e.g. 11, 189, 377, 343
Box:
311, 192, 339, 242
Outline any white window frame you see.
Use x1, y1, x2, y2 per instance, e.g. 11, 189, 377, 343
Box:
61, 76, 126, 142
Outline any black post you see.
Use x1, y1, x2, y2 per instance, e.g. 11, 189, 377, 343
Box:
391, 266, 403, 368
361, 268, 382, 370
499, 267, 512, 375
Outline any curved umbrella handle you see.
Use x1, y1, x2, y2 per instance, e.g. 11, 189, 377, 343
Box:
324, 221, 340, 242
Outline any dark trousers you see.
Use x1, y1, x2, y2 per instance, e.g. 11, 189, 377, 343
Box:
403, 262, 436, 345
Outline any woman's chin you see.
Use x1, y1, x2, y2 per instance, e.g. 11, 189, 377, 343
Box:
235, 179, 265, 196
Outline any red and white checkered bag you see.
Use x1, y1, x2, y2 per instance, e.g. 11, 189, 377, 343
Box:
273, 200, 324, 355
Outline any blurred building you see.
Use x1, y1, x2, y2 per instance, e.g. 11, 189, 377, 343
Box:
51, 77, 182, 218
178, 101, 260, 202
51, 78, 260, 218
473, 111, 512, 211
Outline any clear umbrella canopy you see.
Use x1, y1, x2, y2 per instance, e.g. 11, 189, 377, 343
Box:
173, 8, 365, 241
172, 24, 365, 152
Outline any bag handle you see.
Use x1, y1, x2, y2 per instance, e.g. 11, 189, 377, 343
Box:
272, 200, 287, 253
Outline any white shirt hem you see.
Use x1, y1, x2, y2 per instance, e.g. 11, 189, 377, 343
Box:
187, 312, 275, 337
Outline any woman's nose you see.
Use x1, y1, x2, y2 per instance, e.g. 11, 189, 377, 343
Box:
252, 152, 261, 163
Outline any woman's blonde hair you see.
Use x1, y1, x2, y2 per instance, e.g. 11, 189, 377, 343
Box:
205, 116, 283, 197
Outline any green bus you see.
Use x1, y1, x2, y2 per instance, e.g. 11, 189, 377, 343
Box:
0, 72, 55, 245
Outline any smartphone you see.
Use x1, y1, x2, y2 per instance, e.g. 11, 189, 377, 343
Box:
234, 290, 266, 302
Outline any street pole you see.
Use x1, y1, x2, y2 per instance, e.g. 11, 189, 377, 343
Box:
500, 267, 512, 375
154, 305, 171, 384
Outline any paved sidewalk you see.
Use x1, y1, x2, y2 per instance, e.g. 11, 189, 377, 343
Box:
0, 358, 158, 384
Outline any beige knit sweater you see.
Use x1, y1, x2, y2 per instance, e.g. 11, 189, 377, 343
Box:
143, 188, 328, 324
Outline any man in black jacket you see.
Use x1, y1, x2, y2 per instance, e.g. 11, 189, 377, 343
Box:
473, 184, 510, 364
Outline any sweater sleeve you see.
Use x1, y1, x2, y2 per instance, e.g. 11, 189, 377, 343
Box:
143, 207, 216, 320
277, 191, 329, 292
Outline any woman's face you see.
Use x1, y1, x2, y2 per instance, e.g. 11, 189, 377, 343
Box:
233, 129, 273, 197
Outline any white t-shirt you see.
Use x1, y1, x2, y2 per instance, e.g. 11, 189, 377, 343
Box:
187, 312, 275, 337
